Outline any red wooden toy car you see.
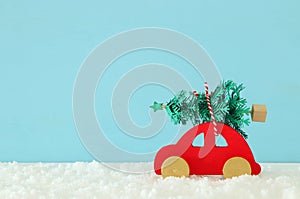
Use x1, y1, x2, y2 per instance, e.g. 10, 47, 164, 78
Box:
154, 122, 261, 178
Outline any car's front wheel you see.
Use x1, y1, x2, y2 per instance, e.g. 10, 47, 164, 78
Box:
222, 157, 252, 178
161, 156, 190, 178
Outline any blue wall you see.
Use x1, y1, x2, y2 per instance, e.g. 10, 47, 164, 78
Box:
0, 0, 299, 162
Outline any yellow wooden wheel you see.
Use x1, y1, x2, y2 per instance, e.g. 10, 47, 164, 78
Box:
161, 156, 190, 178
222, 157, 252, 179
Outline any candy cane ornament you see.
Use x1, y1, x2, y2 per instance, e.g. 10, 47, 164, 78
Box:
204, 82, 218, 136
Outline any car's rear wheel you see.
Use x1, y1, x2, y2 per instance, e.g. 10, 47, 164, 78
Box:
222, 157, 252, 179
161, 156, 190, 178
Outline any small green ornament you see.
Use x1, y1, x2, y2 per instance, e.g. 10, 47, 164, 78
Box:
150, 101, 164, 112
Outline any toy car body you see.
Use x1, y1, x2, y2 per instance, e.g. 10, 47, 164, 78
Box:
154, 122, 261, 178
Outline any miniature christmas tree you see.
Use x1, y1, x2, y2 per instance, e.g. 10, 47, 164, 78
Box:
150, 80, 251, 139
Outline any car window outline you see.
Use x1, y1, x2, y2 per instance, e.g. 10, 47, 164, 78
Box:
191, 133, 228, 148
192, 133, 205, 147
215, 134, 228, 147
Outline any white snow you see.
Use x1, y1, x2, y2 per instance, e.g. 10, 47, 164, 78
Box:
0, 162, 299, 199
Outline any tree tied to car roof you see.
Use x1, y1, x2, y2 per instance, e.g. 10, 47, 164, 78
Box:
150, 80, 250, 139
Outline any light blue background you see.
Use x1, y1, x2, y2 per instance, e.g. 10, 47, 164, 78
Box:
0, 1, 299, 162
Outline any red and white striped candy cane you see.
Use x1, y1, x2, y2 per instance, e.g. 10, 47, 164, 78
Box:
204, 82, 218, 135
